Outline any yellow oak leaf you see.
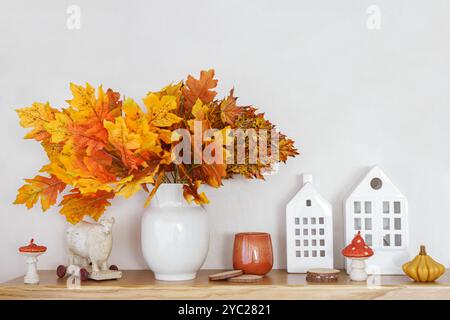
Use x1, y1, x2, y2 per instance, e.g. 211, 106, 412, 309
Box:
41, 141, 64, 162
74, 178, 114, 194
59, 139, 89, 177
123, 97, 145, 132
143, 93, 182, 127
16, 102, 57, 141
44, 112, 72, 143
153, 81, 183, 98
115, 173, 156, 199
188, 99, 210, 132
138, 121, 161, 152
104, 117, 141, 150
192, 99, 209, 120
152, 81, 183, 109
104, 117, 143, 170
14, 175, 66, 211
67, 83, 96, 120
45, 161, 79, 185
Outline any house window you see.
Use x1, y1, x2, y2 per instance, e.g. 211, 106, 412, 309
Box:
394, 201, 401, 213
295, 240, 300, 246
383, 218, 390, 230
395, 234, 402, 246
365, 234, 372, 246
364, 218, 372, 230
354, 218, 361, 230
354, 201, 361, 214
306, 200, 312, 207
295, 217, 300, 225
383, 234, 391, 247
296, 250, 301, 257
383, 201, 390, 214
394, 218, 401, 230
295, 228, 300, 236
364, 201, 372, 214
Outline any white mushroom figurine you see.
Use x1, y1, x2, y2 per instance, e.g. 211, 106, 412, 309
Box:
342, 231, 374, 281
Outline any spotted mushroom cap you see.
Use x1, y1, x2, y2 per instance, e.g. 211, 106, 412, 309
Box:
341, 231, 374, 258
19, 239, 47, 253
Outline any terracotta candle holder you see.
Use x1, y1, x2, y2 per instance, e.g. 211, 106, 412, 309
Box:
233, 232, 273, 275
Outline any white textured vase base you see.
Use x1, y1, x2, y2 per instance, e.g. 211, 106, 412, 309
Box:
155, 273, 197, 281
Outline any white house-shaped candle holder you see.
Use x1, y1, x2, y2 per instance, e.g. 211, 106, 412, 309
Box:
344, 166, 409, 275
286, 174, 334, 273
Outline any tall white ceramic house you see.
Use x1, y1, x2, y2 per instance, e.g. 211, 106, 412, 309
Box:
344, 166, 409, 275
286, 174, 334, 273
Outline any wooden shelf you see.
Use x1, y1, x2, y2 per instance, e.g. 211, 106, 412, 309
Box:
1, 270, 449, 300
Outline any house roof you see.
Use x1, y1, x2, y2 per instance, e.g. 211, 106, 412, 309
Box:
346, 166, 405, 199
286, 179, 331, 211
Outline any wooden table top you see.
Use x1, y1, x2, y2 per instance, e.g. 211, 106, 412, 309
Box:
1, 269, 449, 300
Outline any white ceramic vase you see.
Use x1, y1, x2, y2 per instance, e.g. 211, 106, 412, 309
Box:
141, 183, 209, 281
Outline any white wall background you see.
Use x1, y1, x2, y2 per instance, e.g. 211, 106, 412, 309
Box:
1, 0, 449, 282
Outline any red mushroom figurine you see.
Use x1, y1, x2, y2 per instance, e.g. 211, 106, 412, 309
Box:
19, 239, 47, 284
342, 231, 374, 281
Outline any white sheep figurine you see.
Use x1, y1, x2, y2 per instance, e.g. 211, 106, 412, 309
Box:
57, 218, 121, 281
67, 218, 115, 272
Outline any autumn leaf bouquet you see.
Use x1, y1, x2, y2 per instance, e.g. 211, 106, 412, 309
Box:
14, 69, 298, 224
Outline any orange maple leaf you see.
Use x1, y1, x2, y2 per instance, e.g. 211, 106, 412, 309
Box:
220, 89, 242, 126
191, 163, 227, 188
183, 69, 218, 112
70, 121, 108, 156
59, 189, 114, 224
83, 149, 116, 183
278, 136, 299, 162
69, 87, 122, 156
14, 175, 66, 211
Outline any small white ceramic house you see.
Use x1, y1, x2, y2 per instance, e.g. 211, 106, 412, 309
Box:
286, 174, 334, 273
344, 166, 409, 275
